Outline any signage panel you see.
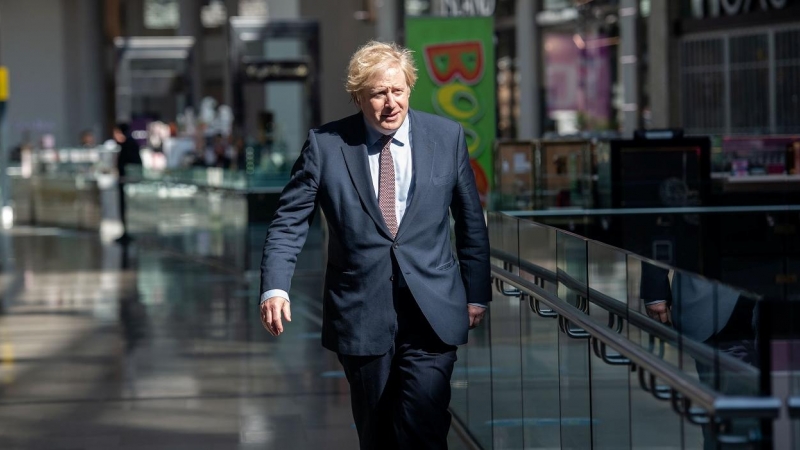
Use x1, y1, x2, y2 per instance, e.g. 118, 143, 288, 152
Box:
406, 16, 496, 205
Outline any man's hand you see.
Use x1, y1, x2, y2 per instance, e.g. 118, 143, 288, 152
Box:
468, 304, 487, 329
261, 297, 292, 336
645, 302, 671, 325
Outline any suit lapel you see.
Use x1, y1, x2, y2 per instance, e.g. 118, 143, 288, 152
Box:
340, 118, 393, 238
396, 110, 434, 241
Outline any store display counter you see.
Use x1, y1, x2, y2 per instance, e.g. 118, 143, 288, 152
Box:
9, 172, 115, 230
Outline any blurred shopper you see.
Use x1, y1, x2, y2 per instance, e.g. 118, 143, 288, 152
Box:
212, 133, 231, 169
259, 41, 491, 449
113, 123, 142, 243
229, 134, 247, 171
79, 130, 96, 148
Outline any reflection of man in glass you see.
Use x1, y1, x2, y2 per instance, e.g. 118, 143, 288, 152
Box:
640, 262, 758, 365
640, 262, 758, 447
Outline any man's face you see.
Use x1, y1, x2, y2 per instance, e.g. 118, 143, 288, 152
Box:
356, 65, 410, 133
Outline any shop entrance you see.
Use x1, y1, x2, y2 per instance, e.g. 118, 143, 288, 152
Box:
229, 18, 320, 176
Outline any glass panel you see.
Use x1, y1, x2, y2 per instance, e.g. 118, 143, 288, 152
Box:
627, 255, 684, 449
465, 310, 493, 449
519, 219, 560, 448
792, 268, 800, 450
587, 241, 630, 449
494, 142, 534, 211
672, 268, 761, 447
555, 230, 591, 449
781, 204, 799, 450
489, 214, 523, 448
762, 293, 799, 449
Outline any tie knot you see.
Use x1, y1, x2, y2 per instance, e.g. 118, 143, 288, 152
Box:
379, 133, 394, 148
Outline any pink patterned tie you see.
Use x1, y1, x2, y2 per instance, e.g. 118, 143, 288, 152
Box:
378, 134, 398, 237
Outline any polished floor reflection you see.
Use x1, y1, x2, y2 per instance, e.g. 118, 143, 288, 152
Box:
0, 227, 465, 449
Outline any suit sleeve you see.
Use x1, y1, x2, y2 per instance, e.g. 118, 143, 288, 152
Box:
639, 262, 672, 305
260, 131, 321, 297
450, 125, 492, 306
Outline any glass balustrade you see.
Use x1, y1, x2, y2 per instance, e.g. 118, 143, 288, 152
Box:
460, 212, 784, 449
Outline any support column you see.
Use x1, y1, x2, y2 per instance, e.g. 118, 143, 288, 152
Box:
619, 0, 640, 137
376, 0, 399, 42
516, 0, 542, 139
125, 0, 146, 36
179, 0, 204, 108
64, 0, 105, 143
223, 0, 239, 109
648, 0, 679, 128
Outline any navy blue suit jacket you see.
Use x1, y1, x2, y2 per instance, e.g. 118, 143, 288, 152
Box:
260, 109, 491, 356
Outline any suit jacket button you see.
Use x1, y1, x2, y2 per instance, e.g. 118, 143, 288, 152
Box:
393, 243, 399, 249
390, 275, 395, 281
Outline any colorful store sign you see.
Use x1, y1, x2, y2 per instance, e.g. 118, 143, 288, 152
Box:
406, 16, 496, 205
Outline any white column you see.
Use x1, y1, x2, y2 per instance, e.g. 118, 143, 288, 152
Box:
516, 0, 542, 139
376, 0, 399, 42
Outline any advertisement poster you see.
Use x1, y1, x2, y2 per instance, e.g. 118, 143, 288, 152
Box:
406, 16, 496, 205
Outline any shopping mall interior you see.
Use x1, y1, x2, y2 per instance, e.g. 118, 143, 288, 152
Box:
1, 0, 800, 448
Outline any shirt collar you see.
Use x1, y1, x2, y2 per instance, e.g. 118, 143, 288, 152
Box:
363, 112, 410, 147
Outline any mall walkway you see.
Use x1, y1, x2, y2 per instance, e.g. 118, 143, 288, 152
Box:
0, 227, 468, 449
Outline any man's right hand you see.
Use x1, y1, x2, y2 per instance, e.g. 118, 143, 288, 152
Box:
261, 297, 292, 337
645, 302, 671, 325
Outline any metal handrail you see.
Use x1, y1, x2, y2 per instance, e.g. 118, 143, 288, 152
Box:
490, 247, 758, 378
789, 397, 800, 418
492, 264, 781, 420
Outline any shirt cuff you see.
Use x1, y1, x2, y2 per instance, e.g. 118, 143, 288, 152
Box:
261, 289, 290, 304
468, 303, 487, 309
643, 299, 667, 306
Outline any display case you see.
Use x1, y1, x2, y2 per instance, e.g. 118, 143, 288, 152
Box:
8, 146, 119, 230
494, 138, 596, 211
713, 135, 800, 177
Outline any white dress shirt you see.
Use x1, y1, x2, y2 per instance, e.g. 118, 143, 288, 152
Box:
365, 113, 414, 224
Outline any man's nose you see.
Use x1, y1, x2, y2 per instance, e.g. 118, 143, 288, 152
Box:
386, 94, 397, 109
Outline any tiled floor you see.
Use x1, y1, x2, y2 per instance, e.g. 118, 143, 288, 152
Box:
0, 227, 469, 449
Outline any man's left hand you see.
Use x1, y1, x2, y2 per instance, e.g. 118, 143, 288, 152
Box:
468, 305, 487, 329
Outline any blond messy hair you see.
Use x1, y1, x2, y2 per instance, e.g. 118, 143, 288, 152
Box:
345, 41, 418, 102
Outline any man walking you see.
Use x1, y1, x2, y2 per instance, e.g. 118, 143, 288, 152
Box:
259, 41, 491, 449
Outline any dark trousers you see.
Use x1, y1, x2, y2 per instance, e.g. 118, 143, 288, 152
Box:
338, 288, 457, 450
118, 182, 128, 235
